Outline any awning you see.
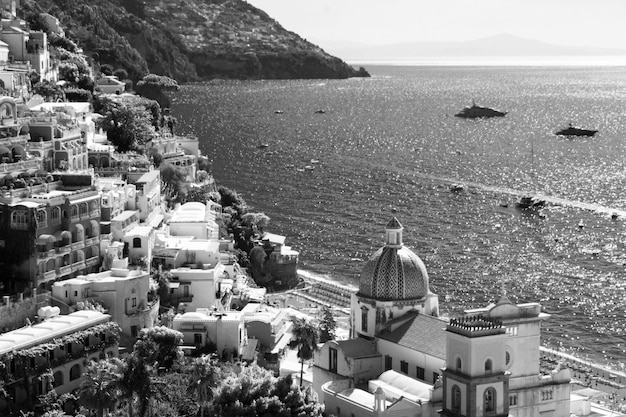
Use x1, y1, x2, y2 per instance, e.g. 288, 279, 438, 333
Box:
147, 214, 164, 229
271, 332, 292, 354
168, 282, 180, 289
242, 338, 258, 362
36, 234, 56, 244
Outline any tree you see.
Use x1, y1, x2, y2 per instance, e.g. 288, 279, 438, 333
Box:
160, 162, 187, 205
218, 186, 247, 215
187, 355, 219, 417
207, 364, 324, 417
120, 353, 150, 417
240, 212, 270, 233
113, 68, 129, 81
319, 305, 337, 343
100, 64, 113, 76
98, 99, 156, 152
78, 359, 123, 417
133, 326, 184, 372
288, 317, 320, 388
135, 74, 179, 108
185, 184, 218, 205
33, 80, 65, 102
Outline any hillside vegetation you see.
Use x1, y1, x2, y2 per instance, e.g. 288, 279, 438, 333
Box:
22, 0, 369, 82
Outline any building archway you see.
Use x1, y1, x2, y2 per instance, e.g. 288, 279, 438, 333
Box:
69, 364, 81, 381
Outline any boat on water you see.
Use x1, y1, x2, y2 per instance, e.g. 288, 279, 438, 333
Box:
257, 143, 269, 149
449, 183, 464, 192
517, 141, 545, 209
555, 124, 598, 137
455, 100, 506, 119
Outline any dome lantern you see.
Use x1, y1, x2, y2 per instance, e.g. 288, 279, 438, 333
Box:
358, 217, 430, 301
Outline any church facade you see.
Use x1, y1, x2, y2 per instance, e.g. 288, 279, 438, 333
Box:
313, 217, 571, 417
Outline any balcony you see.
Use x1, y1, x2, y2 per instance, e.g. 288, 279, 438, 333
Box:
36, 270, 56, 283
57, 246, 71, 254
38, 249, 56, 258
70, 241, 84, 250
10, 222, 28, 230
85, 256, 99, 267
57, 265, 71, 277
84, 236, 99, 247
71, 261, 86, 272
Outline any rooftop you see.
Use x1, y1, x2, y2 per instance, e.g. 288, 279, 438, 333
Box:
0, 311, 110, 356
378, 313, 447, 360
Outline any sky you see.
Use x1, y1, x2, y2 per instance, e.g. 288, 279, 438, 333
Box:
246, 0, 626, 50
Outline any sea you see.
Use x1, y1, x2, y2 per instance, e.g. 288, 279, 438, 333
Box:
171, 64, 626, 369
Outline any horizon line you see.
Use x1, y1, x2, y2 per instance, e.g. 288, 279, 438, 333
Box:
346, 55, 626, 67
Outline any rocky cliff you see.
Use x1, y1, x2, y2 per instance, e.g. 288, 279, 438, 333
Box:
22, 0, 369, 82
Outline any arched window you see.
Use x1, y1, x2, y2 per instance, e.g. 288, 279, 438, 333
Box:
71, 205, 78, 219
452, 385, 462, 412
484, 388, 496, 413
456, 357, 462, 371
53, 371, 64, 387
11, 210, 28, 229
51, 207, 61, 224
36, 210, 47, 226
133, 237, 142, 248
485, 359, 493, 374
69, 364, 81, 381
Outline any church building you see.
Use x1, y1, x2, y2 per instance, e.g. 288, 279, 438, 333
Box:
313, 217, 571, 417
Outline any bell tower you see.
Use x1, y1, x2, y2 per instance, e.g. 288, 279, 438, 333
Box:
440, 315, 510, 417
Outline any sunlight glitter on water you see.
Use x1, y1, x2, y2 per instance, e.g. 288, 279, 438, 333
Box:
174, 66, 626, 367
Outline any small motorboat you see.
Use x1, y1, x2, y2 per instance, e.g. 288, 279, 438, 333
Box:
455, 100, 506, 119
257, 144, 270, 149
516, 195, 545, 209
449, 183, 464, 192
555, 124, 597, 137
274, 110, 284, 114
314, 109, 326, 114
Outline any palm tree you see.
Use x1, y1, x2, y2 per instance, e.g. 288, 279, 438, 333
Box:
78, 359, 123, 417
187, 354, 218, 417
288, 317, 320, 388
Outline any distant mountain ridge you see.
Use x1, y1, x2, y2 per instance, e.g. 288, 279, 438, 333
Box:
21, 0, 368, 82
320, 33, 626, 61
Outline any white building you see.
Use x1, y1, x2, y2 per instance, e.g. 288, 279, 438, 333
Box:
0, 310, 119, 414
168, 201, 219, 240
173, 309, 246, 358
314, 218, 571, 417
51, 268, 159, 345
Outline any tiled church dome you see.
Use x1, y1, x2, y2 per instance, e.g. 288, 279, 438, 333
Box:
358, 218, 430, 300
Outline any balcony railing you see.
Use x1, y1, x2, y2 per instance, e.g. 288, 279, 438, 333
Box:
10, 222, 28, 230
70, 241, 84, 250
84, 236, 99, 247
57, 265, 71, 277
0, 159, 40, 172
36, 270, 56, 282
85, 256, 99, 267
38, 249, 56, 258
57, 246, 71, 254
71, 261, 86, 272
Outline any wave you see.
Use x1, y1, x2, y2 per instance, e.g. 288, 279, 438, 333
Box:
297, 269, 359, 292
